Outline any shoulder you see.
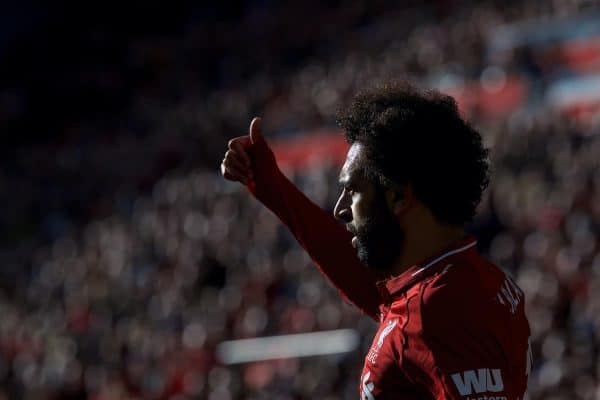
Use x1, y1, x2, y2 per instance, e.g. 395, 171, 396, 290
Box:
415, 257, 509, 330
412, 258, 528, 339
421, 262, 477, 312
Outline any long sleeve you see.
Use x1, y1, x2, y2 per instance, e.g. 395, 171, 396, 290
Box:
246, 136, 381, 319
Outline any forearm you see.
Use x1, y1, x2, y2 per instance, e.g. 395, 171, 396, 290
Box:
247, 158, 381, 319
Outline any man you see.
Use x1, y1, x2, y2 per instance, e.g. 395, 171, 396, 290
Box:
221, 83, 531, 399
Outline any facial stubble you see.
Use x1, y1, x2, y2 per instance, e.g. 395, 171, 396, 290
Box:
353, 187, 404, 271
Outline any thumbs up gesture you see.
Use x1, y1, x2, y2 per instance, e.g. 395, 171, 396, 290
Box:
221, 117, 265, 184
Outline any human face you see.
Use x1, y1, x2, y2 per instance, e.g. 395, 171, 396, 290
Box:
334, 143, 404, 271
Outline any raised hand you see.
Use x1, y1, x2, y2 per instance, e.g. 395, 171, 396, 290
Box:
220, 117, 264, 184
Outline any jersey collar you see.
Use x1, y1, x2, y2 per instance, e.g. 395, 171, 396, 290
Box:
376, 236, 478, 301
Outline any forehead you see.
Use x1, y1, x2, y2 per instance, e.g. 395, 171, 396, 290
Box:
339, 142, 365, 182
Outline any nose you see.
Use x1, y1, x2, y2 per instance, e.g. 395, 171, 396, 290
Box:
334, 189, 352, 223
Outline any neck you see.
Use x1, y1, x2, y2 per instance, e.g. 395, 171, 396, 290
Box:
389, 223, 465, 277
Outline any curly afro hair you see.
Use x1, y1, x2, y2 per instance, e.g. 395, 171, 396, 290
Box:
336, 81, 489, 226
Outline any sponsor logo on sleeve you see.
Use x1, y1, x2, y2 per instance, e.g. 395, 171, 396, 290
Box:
450, 368, 506, 400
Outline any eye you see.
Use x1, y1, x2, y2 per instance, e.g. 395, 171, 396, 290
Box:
339, 183, 356, 197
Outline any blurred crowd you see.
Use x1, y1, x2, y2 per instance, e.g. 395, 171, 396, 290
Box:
4, 0, 599, 254
2, 0, 600, 399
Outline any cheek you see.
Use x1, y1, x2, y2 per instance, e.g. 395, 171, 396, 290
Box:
352, 194, 370, 223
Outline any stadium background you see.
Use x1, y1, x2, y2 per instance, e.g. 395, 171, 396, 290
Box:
1, 1, 600, 398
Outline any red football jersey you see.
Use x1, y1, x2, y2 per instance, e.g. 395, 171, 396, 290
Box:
247, 137, 531, 399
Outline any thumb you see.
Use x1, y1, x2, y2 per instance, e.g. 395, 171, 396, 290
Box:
249, 117, 265, 145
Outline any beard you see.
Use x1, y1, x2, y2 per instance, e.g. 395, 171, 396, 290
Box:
350, 190, 405, 271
